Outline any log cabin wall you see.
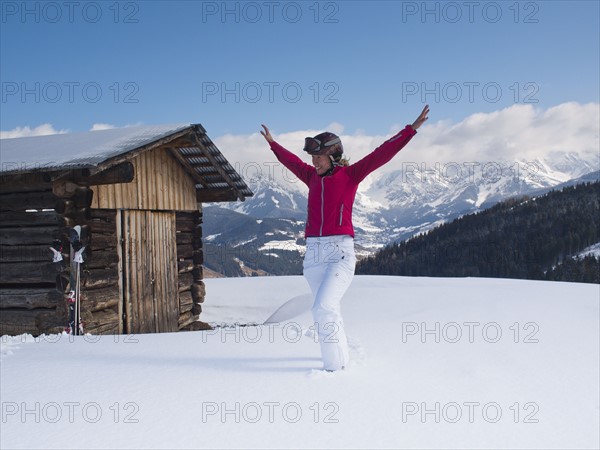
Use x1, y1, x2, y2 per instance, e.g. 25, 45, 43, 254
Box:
175, 210, 206, 331
0, 174, 69, 335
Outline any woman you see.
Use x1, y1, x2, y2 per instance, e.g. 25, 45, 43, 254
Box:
260, 105, 429, 371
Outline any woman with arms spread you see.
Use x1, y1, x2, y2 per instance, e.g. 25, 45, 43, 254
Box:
260, 105, 429, 372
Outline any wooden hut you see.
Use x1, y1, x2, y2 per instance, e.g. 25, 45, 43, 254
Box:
0, 124, 252, 336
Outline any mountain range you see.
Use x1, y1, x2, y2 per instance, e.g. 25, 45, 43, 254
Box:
202, 152, 599, 276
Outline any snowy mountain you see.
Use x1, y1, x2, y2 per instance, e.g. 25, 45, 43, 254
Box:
208, 153, 598, 254
222, 175, 307, 221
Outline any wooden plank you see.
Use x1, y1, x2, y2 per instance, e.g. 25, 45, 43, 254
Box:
0, 262, 59, 284
89, 233, 117, 250
167, 212, 179, 331
82, 285, 120, 312
0, 190, 58, 212
0, 309, 39, 335
82, 268, 119, 290
88, 210, 117, 234
84, 249, 118, 270
116, 209, 124, 334
0, 210, 62, 228
178, 310, 194, 328
167, 147, 209, 189
191, 281, 206, 303
0, 172, 52, 194
176, 244, 194, 260
178, 272, 193, 292
179, 290, 193, 313
78, 162, 134, 186
84, 309, 119, 335
196, 188, 238, 203
191, 131, 242, 201
0, 244, 64, 263
0, 227, 65, 246
0, 288, 62, 309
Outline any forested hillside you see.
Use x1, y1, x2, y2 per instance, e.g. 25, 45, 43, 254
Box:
356, 182, 600, 283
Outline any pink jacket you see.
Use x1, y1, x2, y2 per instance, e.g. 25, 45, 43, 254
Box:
269, 125, 417, 238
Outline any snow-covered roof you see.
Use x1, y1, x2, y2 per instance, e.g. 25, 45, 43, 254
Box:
0, 124, 190, 173
0, 123, 253, 201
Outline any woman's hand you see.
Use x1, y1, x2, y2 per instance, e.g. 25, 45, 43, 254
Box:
411, 105, 429, 131
260, 124, 274, 143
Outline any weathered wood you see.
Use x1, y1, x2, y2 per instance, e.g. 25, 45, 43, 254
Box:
116, 210, 124, 334
175, 210, 201, 224
191, 131, 242, 201
178, 259, 194, 273
88, 214, 117, 235
52, 180, 80, 198
187, 320, 212, 331
176, 233, 193, 245
179, 290, 193, 313
0, 190, 58, 212
57, 203, 91, 223
0, 172, 52, 194
121, 210, 179, 333
73, 187, 93, 208
167, 147, 209, 188
91, 147, 197, 211
191, 302, 202, 316
84, 309, 120, 335
0, 261, 59, 284
176, 210, 199, 220
178, 310, 196, 329
0, 227, 64, 246
177, 244, 194, 260
0, 309, 38, 335
0, 288, 62, 309
178, 272, 193, 292
193, 251, 204, 265
82, 268, 119, 290
0, 308, 64, 336
82, 285, 119, 312
78, 162, 134, 186
84, 249, 118, 269
90, 209, 118, 221
196, 187, 238, 203
0, 244, 65, 263
36, 309, 67, 334
192, 266, 203, 282
191, 281, 206, 303
0, 210, 62, 228
175, 219, 200, 233
89, 233, 117, 250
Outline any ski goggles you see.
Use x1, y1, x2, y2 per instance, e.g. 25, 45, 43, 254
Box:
303, 136, 342, 155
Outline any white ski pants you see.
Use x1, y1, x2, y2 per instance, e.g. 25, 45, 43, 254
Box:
303, 235, 356, 371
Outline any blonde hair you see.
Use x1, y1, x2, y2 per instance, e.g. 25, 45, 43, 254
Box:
337, 157, 350, 167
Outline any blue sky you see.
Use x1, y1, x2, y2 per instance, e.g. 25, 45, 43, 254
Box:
1, 0, 599, 138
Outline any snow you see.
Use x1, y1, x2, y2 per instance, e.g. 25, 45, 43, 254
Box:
576, 242, 600, 259
1, 275, 598, 449
258, 240, 304, 253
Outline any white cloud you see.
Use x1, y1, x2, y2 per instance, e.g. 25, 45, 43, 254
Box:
3, 102, 597, 183
0, 123, 68, 139
90, 123, 116, 131
214, 102, 599, 190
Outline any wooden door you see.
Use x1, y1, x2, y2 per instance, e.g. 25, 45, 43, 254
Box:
119, 210, 179, 333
